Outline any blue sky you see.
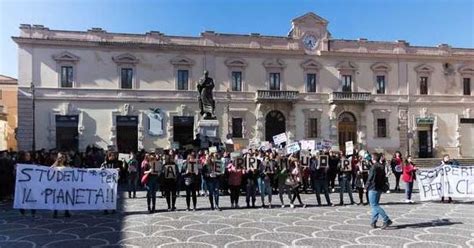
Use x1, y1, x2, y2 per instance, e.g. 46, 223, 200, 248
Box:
1, 0, 473, 78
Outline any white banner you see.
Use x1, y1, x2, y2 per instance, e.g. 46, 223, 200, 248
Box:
417, 165, 474, 201
14, 164, 118, 210
300, 140, 316, 151
273, 133, 287, 145
286, 142, 301, 154
345, 141, 354, 156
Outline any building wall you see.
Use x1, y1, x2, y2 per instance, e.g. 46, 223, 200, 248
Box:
0, 77, 18, 151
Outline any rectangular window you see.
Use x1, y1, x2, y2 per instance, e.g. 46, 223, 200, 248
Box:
231, 71, 242, 91
342, 75, 352, 92
420, 76, 428, 95
232, 118, 243, 138
463, 78, 471, 96
376, 75, 386, 94
309, 118, 318, 138
377, 118, 387, 138
306, 73, 316, 92
269, 72, 280, 90
61, 66, 73, 88
177, 70, 189, 90
121, 68, 133, 89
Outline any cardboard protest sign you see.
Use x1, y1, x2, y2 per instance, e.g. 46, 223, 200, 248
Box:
230, 152, 242, 159
345, 141, 354, 156
14, 164, 118, 210
171, 142, 180, 150
341, 159, 352, 172
151, 161, 163, 174
118, 153, 130, 161
416, 165, 474, 201
331, 145, 340, 152
209, 146, 217, 153
225, 144, 234, 152
260, 141, 272, 151
300, 140, 316, 151
186, 161, 199, 174
246, 156, 259, 169
273, 133, 287, 145
286, 142, 301, 154
300, 150, 311, 166
361, 160, 370, 171
318, 155, 329, 168
164, 164, 177, 179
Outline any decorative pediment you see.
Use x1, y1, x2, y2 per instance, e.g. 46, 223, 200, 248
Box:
458, 64, 474, 75
414, 64, 434, 74
300, 59, 321, 70
292, 12, 328, 25
112, 53, 139, 65
336, 61, 358, 71
224, 58, 248, 68
262, 58, 286, 69
170, 55, 195, 66
52, 51, 80, 62
370, 62, 391, 72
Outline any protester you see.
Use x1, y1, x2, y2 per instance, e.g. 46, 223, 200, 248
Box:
402, 155, 417, 203
289, 160, 306, 208
355, 158, 369, 205
328, 151, 340, 192
162, 152, 179, 211
17, 151, 37, 217
202, 153, 221, 210
227, 158, 243, 209
101, 151, 121, 215
182, 153, 199, 211
277, 159, 292, 208
0, 150, 13, 202
258, 155, 274, 208
390, 151, 403, 191
310, 155, 333, 206
51, 152, 71, 218
366, 152, 392, 229
143, 153, 160, 213
127, 152, 139, 198
244, 155, 258, 208
338, 155, 355, 205
440, 154, 459, 203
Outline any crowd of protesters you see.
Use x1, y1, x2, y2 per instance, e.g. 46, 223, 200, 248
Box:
0, 143, 462, 228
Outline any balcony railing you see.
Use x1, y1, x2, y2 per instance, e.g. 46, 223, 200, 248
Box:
256, 90, 299, 102
329, 92, 372, 103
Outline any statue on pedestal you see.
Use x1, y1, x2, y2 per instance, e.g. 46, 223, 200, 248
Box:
197, 70, 216, 120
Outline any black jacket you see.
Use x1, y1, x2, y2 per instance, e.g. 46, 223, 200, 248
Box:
366, 162, 386, 191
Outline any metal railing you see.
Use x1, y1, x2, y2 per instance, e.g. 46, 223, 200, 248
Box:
329, 92, 372, 103
256, 90, 299, 101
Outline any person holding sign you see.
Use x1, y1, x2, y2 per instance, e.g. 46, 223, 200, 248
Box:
162, 152, 179, 211
182, 153, 199, 211
402, 156, 417, 203
338, 156, 355, 206
439, 154, 459, 203
328, 151, 340, 192
390, 151, 404, 192
276, 160, 292, 208
100, 151, 121, 215
127, 152, 139, 199
227, 158, 244, 208
51, 152, 71, 218
143, 154, 160, 213
310, 155, 333, 206
355, 158, 370, 205
289, 160, 306, 208
258, 156, 275, 208
244, 153, 258, 208
16, 151, 37, 217
366, 152, 392, 229
202, 153, 222, 210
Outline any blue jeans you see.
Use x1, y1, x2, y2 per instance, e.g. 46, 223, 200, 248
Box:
405, 182, 414, 200
368, 190, 390, 224
257, 178, 272, 204
206, 178, 220, 208
146, 177, 158, 210
339, 176, 354, 204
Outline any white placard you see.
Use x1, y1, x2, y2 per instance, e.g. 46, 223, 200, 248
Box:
300, 140, 316, 151
417, 165, 474, 201
345, 141, 354, 156
273, 133, 287, 145
209, 146, 217, 153
118, 153, 130, 161
286, 142, 301, 154
14, 164, 118, 210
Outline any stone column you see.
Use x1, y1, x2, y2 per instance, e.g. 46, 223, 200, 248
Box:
17, 88, 34, 151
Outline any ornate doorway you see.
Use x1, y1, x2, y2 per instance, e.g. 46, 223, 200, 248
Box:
338, 112, 357, 153
265, 110, 286, 142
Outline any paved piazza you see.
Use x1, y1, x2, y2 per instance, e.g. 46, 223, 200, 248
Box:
0, 187, 473, 248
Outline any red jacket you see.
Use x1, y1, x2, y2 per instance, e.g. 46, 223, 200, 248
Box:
402, 162, 416, 183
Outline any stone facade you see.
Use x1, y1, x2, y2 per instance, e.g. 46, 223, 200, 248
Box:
13, 12, 474, 157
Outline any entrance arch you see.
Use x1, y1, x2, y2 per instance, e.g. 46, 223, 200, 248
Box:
265, 110, 286, 142
338, 112, 357, 153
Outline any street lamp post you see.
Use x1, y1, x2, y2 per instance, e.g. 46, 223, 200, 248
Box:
30, 82, 35, 151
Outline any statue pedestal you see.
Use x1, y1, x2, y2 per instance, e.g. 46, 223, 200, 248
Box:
197, 119, 220, 146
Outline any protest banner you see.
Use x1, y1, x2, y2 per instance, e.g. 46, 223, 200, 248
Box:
164, 164, 177, 179
300, 140, 316, 151
118, 153, 130, 161
186, 161, 199, 174
318, 155, 329, 169
273, 133, 287, 145
417, 165, 474, 201
286, 142, 301, 154
14, 164, 118, 210
345, 141, 354, 155
361, 160, 370, 171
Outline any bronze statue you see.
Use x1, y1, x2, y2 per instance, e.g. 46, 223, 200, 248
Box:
197, 70, 216, 119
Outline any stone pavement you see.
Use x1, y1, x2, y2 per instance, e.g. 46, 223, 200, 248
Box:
0, 187, 473, 248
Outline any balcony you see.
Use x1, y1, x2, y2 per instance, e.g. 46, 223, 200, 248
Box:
329, 92, 372, 104
256, 90, 299, 102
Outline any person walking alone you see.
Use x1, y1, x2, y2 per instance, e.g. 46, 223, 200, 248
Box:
366, 152, 392, 229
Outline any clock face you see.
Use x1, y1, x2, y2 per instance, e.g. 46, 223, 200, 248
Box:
303, 34, 318, 50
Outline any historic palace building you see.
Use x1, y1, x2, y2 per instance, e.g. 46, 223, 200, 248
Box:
14, 12, 474, 157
